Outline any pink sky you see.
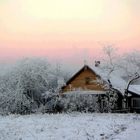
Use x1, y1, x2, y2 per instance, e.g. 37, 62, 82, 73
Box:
0, 0, 140, 65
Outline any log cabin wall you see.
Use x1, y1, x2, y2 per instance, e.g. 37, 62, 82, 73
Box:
62, 66, 106, 92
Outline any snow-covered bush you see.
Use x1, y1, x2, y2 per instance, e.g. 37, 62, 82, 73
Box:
99, 89, 119, 113
37, 91, 60, 113
53, 89, 120, 113
57, 92, 100, 113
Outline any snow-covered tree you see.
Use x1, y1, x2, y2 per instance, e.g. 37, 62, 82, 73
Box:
0, 58, 52, 114
47, 63, 69, 92
101, 44, 119, 79
0, 57, 71, 114
119, 50, 140, 81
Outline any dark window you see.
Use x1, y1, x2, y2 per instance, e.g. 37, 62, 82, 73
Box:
85, 77, 90, 85
132, 98, 140, 108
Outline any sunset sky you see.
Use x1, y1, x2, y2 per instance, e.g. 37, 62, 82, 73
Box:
0, 0, 140, 66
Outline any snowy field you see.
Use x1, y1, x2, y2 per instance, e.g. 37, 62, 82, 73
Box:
0, 113, 140, 140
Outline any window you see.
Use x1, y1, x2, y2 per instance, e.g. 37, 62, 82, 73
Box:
85, 77, 90, 85
132, 98, 140, 109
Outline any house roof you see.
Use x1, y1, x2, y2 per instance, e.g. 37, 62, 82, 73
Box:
64, 65, 104, 86
62, 64, 140, 95
62, 64, 127, 92
91, 66, 127, 93
128, 85, 140, 96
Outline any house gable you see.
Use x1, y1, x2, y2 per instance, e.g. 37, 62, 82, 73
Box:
62, 65, 108, 92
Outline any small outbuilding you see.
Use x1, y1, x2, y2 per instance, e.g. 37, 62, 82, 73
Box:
127, 85, 140, 113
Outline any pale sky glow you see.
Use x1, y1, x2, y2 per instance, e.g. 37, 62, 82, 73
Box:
0, 0, 140, 64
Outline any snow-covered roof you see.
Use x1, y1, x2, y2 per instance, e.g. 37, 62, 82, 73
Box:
66, 64, 139, 95
94, 66, 140, 95
128, 85, 140, 96
91, 66, 127, 93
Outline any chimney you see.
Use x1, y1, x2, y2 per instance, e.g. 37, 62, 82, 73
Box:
95, 61, 100, 67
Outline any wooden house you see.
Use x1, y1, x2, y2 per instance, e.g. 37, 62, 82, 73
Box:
61, 65, 123, 111
61, 65, 108, 93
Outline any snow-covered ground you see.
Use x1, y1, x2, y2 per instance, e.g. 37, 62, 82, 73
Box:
0, 113, 140, 140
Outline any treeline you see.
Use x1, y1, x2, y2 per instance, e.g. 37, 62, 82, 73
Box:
0, 48, 140, 115
0, 58, 68, 114
0, 58, 118, 115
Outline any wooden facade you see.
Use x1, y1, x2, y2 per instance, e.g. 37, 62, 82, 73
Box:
61, 65, 108, 93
